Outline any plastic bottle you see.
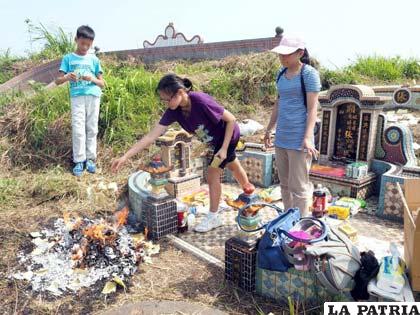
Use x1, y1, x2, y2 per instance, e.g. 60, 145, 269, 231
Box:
187, 213, 195, 227
312, 186, 327, 218
376, 242, 405, 294
176, 202, 188, 233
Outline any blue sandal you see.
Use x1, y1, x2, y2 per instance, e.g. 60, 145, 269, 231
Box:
86, 160, 96, 174
73, 162, 85, 176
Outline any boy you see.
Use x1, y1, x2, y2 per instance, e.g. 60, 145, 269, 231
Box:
55, 25, 105, 176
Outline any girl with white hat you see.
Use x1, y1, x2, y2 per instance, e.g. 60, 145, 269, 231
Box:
264, 35, 321, 215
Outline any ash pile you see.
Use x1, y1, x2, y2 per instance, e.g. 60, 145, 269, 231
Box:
11, 208, 159, 296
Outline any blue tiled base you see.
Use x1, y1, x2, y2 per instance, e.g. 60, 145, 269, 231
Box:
255, 267, 349, 306
226, 151, 273, 188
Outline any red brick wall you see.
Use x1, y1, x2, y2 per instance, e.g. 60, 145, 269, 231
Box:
0, 36, 281, 92
112, 37, 281, 63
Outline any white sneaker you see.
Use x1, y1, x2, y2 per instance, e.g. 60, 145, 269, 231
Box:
194, 214, 223, 233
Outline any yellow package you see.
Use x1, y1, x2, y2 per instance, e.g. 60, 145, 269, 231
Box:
210, 157, 222, 168
327, 205, 350, 220
338, 222, 358, 242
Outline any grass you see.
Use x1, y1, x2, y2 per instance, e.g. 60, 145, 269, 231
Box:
1, 20, 419, 92
349, 55, 420, 82
0, 49, 22, 84
27, 85, 71, 148
25, 19, 75, 61
0, 178, 23, 207
0, 52, 279, 169
0, 23, 418, 160
0, 89, 24, 109
320, 55, 420, 89
100, 65, 163, 146
0, 167, 86, 212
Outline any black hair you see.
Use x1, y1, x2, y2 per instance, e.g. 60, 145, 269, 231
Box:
156, 73, 193, 95
76, 25, 95, 40
300, 48, 310, 65
299, 48, 319, 69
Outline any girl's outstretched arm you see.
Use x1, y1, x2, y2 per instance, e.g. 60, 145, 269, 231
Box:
111, 123, 168, 172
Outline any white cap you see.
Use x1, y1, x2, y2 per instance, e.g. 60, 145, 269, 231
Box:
271, 35, 305, 55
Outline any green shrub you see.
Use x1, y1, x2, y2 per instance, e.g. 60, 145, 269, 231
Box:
0, 49, 22, 84
348, 55, 420, 82
25, 19, 75, 61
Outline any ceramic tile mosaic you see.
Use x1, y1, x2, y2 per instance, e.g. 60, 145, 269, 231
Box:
375, 114, 387, 159
166, 174, 201, 198
373, 113, 417, 168
142, 198, 178, 240
227, 151, 274, 187
255, 267, 347, 305
225, 237, 257, 292
377, 175, 405, 222
383, 182, 405, 219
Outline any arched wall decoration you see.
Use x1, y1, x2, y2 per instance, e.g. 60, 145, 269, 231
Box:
143, 23, 203, 48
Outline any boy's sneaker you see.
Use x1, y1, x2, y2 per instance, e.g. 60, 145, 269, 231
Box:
73, 162, 85, 177
194, 213, 222, 233
86, 160, 96, 173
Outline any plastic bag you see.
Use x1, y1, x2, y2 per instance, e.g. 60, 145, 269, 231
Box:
238, 119, 264, 136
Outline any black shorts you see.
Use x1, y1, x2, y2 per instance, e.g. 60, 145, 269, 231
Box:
209, 139, 238, 169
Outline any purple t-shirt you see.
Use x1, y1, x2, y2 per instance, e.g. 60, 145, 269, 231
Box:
159, 91, 240, 147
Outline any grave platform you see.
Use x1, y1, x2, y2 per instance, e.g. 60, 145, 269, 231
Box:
310, 162, 377, 199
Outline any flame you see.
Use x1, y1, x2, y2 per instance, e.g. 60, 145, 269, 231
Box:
83, 223, 117, 245
63, 211, 82, 230
114, 206, 129, 227
63, 211, 70, 223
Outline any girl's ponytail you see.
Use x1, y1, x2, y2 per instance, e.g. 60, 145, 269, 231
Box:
182, 78, 193, 91
300, 48, 319, 69
300, 48, 310, 65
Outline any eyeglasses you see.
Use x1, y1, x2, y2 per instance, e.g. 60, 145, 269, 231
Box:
159, 92, 176, 103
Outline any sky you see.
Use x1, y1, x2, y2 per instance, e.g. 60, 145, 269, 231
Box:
1, 0, 419, 69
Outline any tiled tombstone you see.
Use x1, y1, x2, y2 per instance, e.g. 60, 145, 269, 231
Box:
226, 143, 274, 188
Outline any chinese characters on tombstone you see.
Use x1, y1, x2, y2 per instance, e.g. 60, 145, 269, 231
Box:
333, 103, 360, 160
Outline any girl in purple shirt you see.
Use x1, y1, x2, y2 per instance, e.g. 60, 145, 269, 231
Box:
112, 74, 253, 232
